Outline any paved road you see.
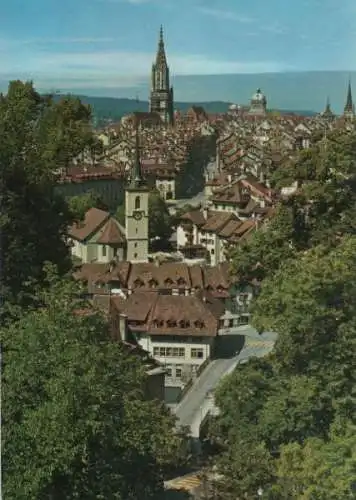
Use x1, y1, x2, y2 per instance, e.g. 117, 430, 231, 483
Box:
172, 160, 218, 211
174, 328, 276, 435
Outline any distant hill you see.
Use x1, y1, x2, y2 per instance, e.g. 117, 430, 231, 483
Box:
43, 71, 355, 116
66, 96, 233, 124
53, 94, 316, 126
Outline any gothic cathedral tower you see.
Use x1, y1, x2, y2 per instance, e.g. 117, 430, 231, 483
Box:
149, 26, 174, 126
125, 117, 149, 262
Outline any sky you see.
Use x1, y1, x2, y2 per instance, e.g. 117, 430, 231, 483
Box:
0, 0, 355, 96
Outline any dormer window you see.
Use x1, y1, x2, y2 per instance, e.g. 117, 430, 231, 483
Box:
134, 196, 140, 210
179, 320, 190, 328
149, 279, 158, 288
164, 278, 173, 286
194, 320, 205, 329
167, 319, 177, 328
133, 278, 144, 288
177, 277, 186, 286
206, 285, 213, 292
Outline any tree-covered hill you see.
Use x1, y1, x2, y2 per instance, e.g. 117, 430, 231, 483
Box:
51, 94, 316, 126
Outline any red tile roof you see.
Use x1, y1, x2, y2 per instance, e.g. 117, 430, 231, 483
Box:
69, 208, 109, 242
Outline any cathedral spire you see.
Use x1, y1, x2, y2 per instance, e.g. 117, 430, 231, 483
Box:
155, 25, 167, 66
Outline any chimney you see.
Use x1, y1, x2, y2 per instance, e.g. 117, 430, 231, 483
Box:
119, 314, 128, 343
227, 174, 232, 184
203, 207, 208, 220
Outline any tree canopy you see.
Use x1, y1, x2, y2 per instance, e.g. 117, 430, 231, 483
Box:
68, 191, 108, 220
2, 269, 185, 499
0, 81, 100, 313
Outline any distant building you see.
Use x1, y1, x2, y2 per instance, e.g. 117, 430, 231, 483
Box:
149, 26, 174, 126
343, 80, 355, 119
248, 88, 267, 116
320, 96, 335, 120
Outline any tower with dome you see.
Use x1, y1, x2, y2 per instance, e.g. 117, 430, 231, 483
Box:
248, 88, 267, 116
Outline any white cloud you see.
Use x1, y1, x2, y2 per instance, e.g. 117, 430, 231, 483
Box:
8, 49, 289, 77
198, 7, 254, 23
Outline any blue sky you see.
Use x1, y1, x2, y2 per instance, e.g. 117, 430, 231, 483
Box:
0, 0, 355, 94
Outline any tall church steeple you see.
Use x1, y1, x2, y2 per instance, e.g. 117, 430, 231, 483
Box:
130, 115, 144, 188
125, 115, 149, 262
321, 96, 334, 119
149, 26, 174, 125
343, 79, 355, 118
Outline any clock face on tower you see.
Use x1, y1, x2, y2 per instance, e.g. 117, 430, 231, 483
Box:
133, 210, 143, 220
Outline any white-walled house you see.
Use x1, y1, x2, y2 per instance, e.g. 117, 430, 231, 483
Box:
111, 291, 225, 388
68, 207, 126, 264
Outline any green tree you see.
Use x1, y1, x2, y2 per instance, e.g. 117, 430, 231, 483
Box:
212, 439, 274, 500
252, 236, 356, 375
68, 191, 108, 220
2, 269, 185, 499
115, 191, 173, 243
272, 425, 356, 499
0, 81, 97, 313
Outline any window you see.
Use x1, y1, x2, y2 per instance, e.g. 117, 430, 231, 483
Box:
191, 348, 204, 359
134, 242, 138, 248
165, 366, 173, 377
113, 247, 118, 257
134, 196, 140, 209
175, 366, 182, 378
239, 293, 249, 302
134, 253, 138, 259
153, 347, 185, 357
173, 347, 185, 357
102, 245, 107, 257
210, 249, 215, 255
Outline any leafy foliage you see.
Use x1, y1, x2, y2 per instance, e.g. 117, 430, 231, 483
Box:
68, 191, 108, 220
2, 269, 185, 499
0, 81, 100, 313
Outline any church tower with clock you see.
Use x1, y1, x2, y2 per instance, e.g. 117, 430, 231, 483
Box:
125, 118, 149, 262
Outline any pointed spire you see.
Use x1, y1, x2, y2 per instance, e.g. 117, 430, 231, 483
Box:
322, 95, 334, 118
130, 98, 144, 188
155, 25, 167, 66
344, 78, 354, 115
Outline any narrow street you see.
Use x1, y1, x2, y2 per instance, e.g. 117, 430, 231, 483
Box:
172, 159, 217, 212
